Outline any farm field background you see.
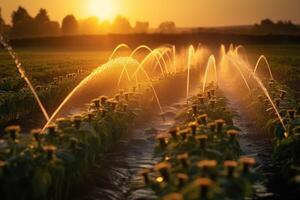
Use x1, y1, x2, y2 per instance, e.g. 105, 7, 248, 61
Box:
1, 43, 299, 129
1, 44, 299, 94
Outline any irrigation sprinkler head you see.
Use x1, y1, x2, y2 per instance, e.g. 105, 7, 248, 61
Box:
156, 134, 168, 149
140, 168, 151, 184
198, 114, 208, 125
168, 127, 179, 140
215, 119, 226, 133
208, 122, 216, 132
196, 134, 208, 148
227, 129, 239, 141
189, 121, 198, 136
154, 162, 171, 182
224, 160, 238, 177
176, 173, 188, 188
5, 125, 21, 141
162, 192, 183, 200
239, 156, 256, 174
193, 178, 213, 199
43, 145, 57, 160
177, 153, 189, 168
287, 109, 296, 120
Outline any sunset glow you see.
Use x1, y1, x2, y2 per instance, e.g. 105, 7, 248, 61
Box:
88, 0, 116, 20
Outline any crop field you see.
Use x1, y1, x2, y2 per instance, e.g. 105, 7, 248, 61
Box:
0, 40, 300, 200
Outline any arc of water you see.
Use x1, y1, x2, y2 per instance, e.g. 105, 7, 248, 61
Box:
159, 44, 176, 73
234, 45, 250, 65
131, 50, 167, 79
151, 48, 173, 74
233, 57, 286, 132
0, 36, 50, 121
109, 44, 131, 60
202, 55, 218, 93
140, 67, 164, 114
186, 45, 195, 98
226, 56, 251, 92
117, 45, 165, 87
253, 55, 274, 80
228, 44, 234, 53
41, 59, 122, 131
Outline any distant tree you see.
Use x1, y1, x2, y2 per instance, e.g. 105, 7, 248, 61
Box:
10, 6, 33, 38
79, 16, 100, 34
61, 15, 78, 35
111, 16, 132, 34
157, 21, 176, 33
253, 18, 299, 34
33, 9, 60, 36
134, 21, 149, 33
0, 8, 10, 37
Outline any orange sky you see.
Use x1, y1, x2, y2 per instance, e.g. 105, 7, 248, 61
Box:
1, 0, 300, 27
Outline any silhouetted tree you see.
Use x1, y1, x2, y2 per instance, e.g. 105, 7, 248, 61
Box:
134, 21, 149, 33
157, 21, 176, 33
33, 9, 60, 36
253, 18, 299, 34
79, 16, 100, 34
61, 15, 78, 35
10, 6, 33, 38
111, 16, 132, 34
0, 8, 10, 37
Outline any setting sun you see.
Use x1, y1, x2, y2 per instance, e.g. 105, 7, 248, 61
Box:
89, 0, 116, 20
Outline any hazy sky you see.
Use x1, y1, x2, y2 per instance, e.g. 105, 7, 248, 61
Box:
1, 0, 300, 27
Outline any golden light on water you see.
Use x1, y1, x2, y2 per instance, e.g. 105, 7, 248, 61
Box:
89, 0, 116, 20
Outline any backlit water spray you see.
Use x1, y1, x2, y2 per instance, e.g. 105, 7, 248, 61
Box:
0, 36, 50, 121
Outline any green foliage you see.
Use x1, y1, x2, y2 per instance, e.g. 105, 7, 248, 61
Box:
0, 88, 148, 200
144, 87, 260, 199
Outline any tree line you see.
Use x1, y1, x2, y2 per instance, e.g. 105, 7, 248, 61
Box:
0, 6, 177, 39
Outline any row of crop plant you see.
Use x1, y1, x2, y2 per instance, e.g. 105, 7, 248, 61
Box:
142, 84, 261, 199
0, 71, 88, 129
0, 85, 154, 200
243, 79, 300, 195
